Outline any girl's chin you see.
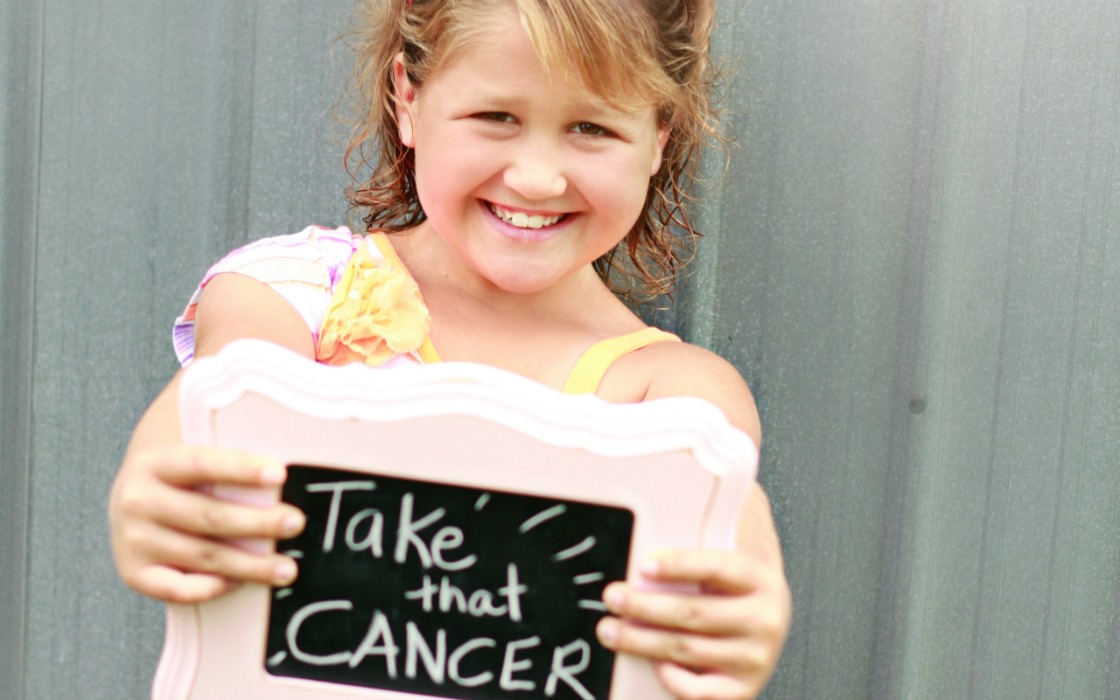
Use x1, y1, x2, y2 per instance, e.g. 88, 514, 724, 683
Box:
473, 261, 570, 296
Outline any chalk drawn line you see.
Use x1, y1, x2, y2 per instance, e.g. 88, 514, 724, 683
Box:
520, 504, 567, 533
553, 536, 596, 561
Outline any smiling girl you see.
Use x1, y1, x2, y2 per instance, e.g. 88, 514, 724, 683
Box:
110, 1, 791, 697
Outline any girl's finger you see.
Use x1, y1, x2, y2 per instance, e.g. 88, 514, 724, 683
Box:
142, 484, 305, 541
137, 445, 286, 489
128, 564, 236, 604
128, 525, 300, 589
637, 550, 757, 594
595, 616, 758, 675
603, 582, 782, 636
656, 661, 764, 700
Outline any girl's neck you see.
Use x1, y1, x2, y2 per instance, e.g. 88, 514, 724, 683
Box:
389, 222, 618, 319
385, 222, 646, 386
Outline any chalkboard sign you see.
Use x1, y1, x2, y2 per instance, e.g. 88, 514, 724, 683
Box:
155, 339, 757, 700
266, 465, 632, 699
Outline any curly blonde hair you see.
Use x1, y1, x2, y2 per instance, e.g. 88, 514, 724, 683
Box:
341, 0, 721, 301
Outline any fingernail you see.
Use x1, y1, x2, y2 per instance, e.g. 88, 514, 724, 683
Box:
596, 618, 619, 647
604, 587, 624, 612
274, 560, 297, 585
282, 513, 305, 536
260, 465, 286, 485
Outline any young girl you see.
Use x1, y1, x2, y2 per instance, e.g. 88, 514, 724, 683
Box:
109, 0, 791, 697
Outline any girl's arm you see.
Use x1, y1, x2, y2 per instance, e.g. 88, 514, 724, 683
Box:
595, 344, 792, 700
109, 273, 315, 603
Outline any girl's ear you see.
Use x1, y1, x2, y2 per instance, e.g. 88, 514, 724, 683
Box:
393, 52, 417, 148
650, 124, 671, 177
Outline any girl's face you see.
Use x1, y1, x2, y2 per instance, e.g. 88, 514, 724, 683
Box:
394, 8, 669, 297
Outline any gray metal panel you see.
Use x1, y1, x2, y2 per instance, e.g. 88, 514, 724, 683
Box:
691, 3, 929, 697
686, 1, 1120, 699
891, 2, 1120, 697
4, 0, 1119, 698
19, 2, 352, 698
0, 0, 43, 697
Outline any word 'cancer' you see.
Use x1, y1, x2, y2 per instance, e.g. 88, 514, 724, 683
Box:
282, 601, 596, 700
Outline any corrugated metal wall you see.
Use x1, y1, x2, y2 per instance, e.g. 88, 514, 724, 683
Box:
2, 1, 1117, 698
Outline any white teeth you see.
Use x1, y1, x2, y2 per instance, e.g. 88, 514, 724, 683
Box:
491, 205, 563, 229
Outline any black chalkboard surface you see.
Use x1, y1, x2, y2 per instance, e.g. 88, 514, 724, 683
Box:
157, 339, 757, 700
265, 464, 633, 699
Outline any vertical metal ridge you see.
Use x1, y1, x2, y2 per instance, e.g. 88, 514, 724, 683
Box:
1032, 2, 1113, 697
869, 0, 947, 696
964, 0, 1047, 696
0, 0, 45, 697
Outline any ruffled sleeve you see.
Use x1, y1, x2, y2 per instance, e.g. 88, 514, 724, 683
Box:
316, 237, 431, 367
172, 225, 359, 365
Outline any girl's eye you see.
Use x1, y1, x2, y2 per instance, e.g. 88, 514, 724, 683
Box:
572, 122, 614, 137
475, 112, 515, 124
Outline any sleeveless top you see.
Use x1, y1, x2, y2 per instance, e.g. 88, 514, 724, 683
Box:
173, 225, 680, 394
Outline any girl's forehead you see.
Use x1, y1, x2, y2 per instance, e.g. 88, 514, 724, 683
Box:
431, 5, 662, 112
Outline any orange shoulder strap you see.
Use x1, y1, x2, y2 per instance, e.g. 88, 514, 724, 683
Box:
562, 327, 681, 395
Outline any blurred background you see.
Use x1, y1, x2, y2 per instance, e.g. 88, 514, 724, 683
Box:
2, 1, 1118, 698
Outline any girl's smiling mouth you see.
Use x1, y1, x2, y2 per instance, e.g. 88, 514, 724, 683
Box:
487, 202, 568, 230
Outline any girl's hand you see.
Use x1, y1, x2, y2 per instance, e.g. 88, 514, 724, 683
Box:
595, 484, 791, 700
109, 273, 319, 603
108, 444, 307, 604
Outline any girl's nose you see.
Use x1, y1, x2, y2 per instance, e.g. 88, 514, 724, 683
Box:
502, 145, 567, 201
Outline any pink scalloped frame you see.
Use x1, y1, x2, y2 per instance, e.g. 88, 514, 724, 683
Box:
153, 339, 757, 700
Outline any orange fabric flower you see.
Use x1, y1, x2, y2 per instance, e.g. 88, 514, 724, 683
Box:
316, 244, 430, 366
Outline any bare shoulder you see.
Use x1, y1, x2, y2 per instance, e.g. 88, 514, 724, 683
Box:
193, 273, 316, 360
638, 340, 761, 446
